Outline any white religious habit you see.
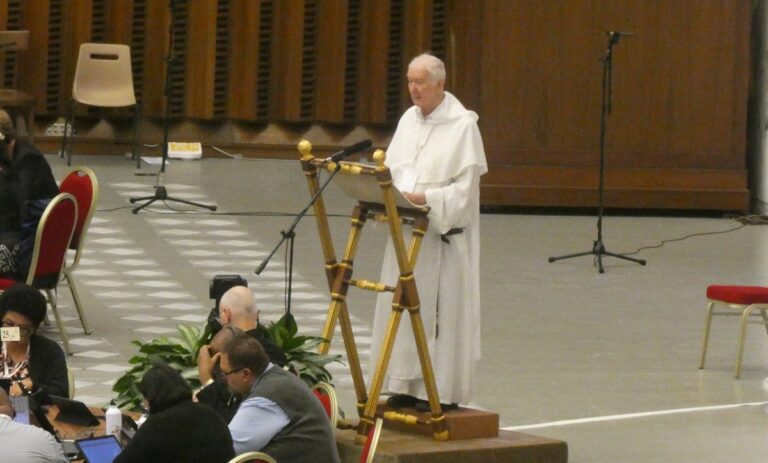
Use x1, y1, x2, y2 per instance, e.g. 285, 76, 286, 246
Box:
369, 91, 488, 405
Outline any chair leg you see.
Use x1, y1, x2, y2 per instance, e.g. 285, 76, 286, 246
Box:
734, 305, 757, 379
132, 102, 141, 169
64, 268, 92, 335
760, 309, 768, 336
46, 288, 72, 355
61, 101, 76, 166
60, 106, 70, 159
699, 301, 715, 369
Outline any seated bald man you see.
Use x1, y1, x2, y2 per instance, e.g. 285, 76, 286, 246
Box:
196, 286, 287, 422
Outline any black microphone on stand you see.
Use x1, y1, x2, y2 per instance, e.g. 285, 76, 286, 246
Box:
325, 139, 373, 163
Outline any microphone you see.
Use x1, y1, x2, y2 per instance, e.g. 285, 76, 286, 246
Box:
326, 139, 372, 163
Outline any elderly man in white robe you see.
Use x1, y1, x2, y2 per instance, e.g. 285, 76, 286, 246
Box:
369, 53, 487, 411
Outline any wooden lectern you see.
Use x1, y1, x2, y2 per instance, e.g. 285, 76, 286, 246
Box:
298, 140, 450, 442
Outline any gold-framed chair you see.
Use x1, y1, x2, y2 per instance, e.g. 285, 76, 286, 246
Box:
228, 451, 278, 463
67, 366, 75, 399
311, 381, 339, 429
60, 42, 140, 166
359, 417, 383, 463
0, 193, 78, 354
699, 285, 768, 378
58, 166, 99, 335
0, 30, 34, 142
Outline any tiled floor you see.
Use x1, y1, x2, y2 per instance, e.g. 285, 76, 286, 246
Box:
41, 152, 768, 463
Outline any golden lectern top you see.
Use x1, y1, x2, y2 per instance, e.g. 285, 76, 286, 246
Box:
297, 139, 450, 442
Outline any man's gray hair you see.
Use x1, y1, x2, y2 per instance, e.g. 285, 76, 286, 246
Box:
409, 53, 446, 83
219, 285, 257, 319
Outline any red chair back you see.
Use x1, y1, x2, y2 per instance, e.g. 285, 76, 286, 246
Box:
28, 193, 78, 288
311, 382, 338, 428
313, 388, 332, 418
359, 418, 383, 463
58, 167, 97, 250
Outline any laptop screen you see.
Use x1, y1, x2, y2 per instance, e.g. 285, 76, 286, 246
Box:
76, 435, 122, 463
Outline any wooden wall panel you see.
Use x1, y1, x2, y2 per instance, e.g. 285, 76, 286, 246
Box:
13, 0, 751, 210
17, 1, 52, 115
104, 0, 134, 45
185, 0, 218, 118
475, 0, 749, 209
141, 2, 170, 117
60, 1, 93, 109
226, 0, 261, 120
357, 0, 392, 124
270, 0, 305, 121
445, 0, 481, 110
314, 0, 348, 122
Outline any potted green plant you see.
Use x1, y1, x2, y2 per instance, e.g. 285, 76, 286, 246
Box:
113, 314, 342, 410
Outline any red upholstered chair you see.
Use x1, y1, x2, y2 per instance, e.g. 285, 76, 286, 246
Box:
311, 381, 339, 428
699, 285, 768, 378
359, 417, 383, 463
58, 166, 99, 335
227, 451, 277, 463
0, 193, 78, 354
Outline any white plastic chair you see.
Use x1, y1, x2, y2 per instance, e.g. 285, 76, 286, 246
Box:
60, 43, 140, 166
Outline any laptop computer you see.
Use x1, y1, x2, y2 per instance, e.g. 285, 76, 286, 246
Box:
50, 395, 100, 427
75, 435, 123, 463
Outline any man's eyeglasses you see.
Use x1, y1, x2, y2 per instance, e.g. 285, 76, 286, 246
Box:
220, 367, 245, 377
1, 319, 32, 337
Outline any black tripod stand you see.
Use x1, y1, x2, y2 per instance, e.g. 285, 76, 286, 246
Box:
129, 0, 216, 214
548, 31, 645, 273
254, 163, 344, 316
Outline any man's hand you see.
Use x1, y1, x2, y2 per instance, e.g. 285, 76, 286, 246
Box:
402, 191, 427, 205
197, 345, 220, 383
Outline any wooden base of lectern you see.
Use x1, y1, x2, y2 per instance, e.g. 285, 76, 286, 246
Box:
376, 402, 500, 440
336, 427, 568, 463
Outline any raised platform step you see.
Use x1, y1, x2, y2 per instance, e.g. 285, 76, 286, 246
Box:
375, 403, 500, 440
336, 427, 568, 463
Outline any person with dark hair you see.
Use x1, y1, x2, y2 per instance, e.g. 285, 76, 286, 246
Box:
114, 361, 234, 463
0, 132, 21, 277
0, 388, 68, 462
0, 108, 58, 278
0, 283, 68, 398
221, 335, 340, 462
0, 109, 58, 212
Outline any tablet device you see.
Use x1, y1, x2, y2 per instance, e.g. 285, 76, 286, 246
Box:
28, 393, 57, 437
50, 395, 100, 427
75, 435, 122, 463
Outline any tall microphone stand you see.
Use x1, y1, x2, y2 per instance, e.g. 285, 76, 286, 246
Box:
129, 0, 217, 214
255, 162, 343, 317
548, 31, 646, 274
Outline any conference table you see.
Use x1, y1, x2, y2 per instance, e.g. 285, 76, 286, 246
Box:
43, 403, 140, 462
